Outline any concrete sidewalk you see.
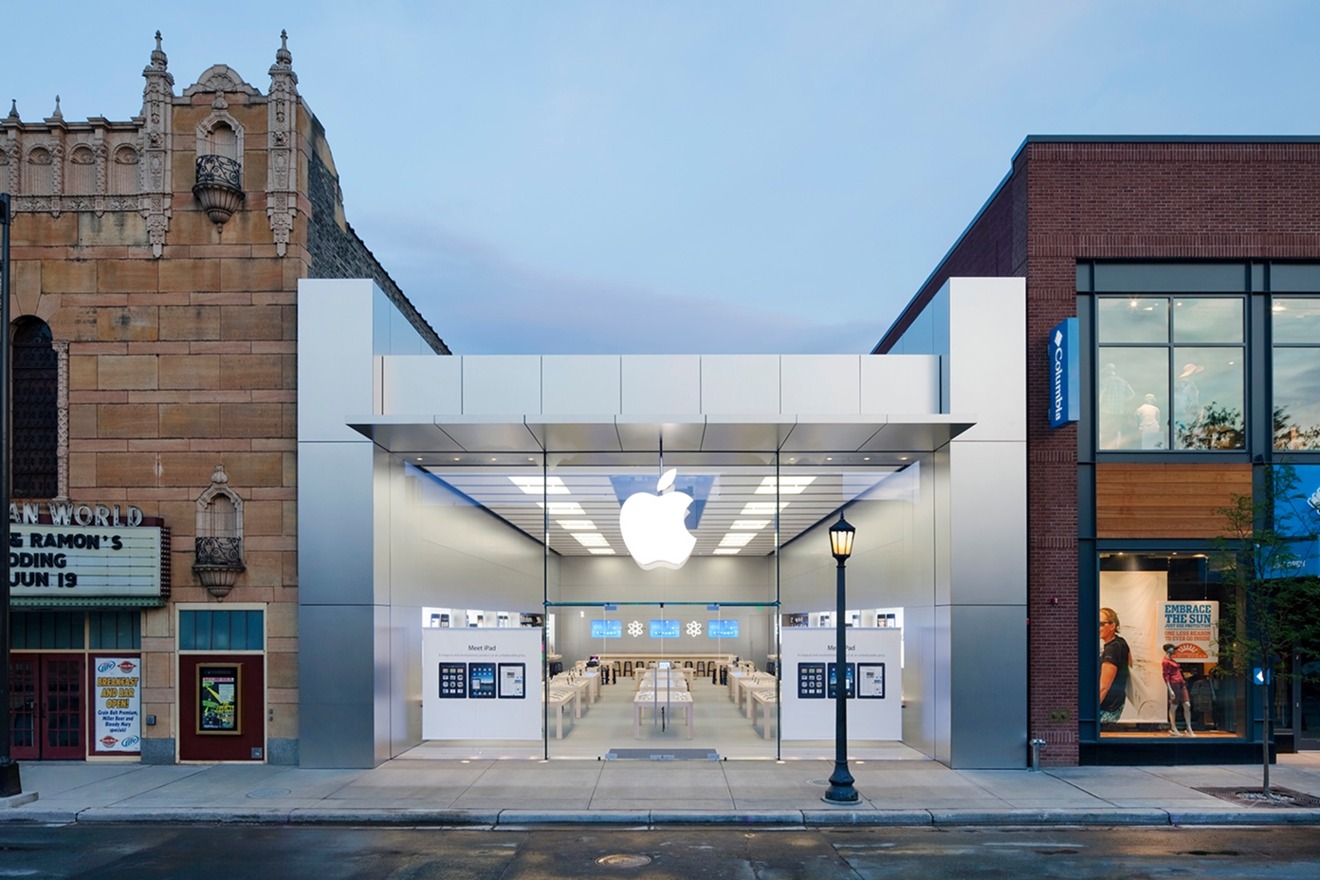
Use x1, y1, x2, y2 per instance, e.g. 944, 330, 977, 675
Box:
3, 752, 1320, 827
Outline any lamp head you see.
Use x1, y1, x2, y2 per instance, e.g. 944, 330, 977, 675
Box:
829, 512, 855, 562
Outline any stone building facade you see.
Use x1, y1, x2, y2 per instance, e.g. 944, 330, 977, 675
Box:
4, 33, 445, 764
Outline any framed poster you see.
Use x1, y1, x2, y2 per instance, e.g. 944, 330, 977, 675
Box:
197, 664, 241, 735
498, 662, 526, 699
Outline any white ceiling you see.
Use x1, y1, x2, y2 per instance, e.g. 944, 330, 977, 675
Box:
427, 466, 911, 558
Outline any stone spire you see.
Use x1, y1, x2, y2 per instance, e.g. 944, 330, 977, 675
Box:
267, 29, 299, 257
141, 31, 174, 257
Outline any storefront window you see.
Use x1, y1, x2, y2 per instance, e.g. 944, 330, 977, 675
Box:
1097, 296, 1245, 451
1272, 297, 1320, 451
1098, 552, 1245, 739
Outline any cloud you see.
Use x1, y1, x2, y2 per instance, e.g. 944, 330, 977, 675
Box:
360, 217, 886, 355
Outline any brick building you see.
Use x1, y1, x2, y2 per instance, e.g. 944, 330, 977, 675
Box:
877, 137, 1320, 764
3, 34, 444, 764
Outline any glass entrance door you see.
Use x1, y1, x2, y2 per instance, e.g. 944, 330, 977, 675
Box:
545, 601, 778, 759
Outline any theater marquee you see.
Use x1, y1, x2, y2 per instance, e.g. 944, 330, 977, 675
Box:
7, 502, 164, 599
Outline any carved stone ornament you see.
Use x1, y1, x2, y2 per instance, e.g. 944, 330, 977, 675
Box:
193, 464, 246, 598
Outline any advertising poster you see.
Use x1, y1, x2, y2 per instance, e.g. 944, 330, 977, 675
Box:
1274, 464, 1320, 577
422, 628, 542, 740
197, 665, 241, 734
1099, 571, 1170, 724
1161, 601, 1218, 662
92, 656, 141, 754
780, 627, 901, 740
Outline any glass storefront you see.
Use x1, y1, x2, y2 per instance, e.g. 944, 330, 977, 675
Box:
1097, 552, 1245, 740
408, 450, 925, 759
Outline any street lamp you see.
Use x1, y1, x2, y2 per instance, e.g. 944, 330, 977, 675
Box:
823, 511, 858, 804
1, 192, 23, 797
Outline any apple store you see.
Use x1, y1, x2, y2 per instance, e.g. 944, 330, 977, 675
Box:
296, 277, 1027, 770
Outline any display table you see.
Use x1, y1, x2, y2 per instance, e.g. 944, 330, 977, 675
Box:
548, 674, 592, 717
739, 678, 777, 717
633, 690, 694, 739
544, 689, 575, 739
635, 671, 690, 692
750, 689, 777, 739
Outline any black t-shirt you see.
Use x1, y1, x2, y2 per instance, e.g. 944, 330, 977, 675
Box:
1100, 636, 1130, 713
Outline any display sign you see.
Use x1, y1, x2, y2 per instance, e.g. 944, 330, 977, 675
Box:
591, 619, 622, 639
1161, 600, 1219, 661
1273, 464, 1320, 577
707, 619, 739, 638
197, 664, 240, 734
780, 628, 902, 740
422, 628, 543, 740
93, 656, 141, 754
8, 520, 162, 598
1048, 317, 1080, 428
649, 619, 680, 639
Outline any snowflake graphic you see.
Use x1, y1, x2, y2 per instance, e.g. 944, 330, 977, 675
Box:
627, 620, 644, 638
686, 620, 703, 638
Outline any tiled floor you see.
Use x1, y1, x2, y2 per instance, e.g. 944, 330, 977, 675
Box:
402, 675, 927, 762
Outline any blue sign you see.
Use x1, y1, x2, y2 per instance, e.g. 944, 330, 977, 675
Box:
1048, 317, 1080, 428
1272, 465, 1320, 578
649, 619, 680, 639
590, 619, 622, 639
1252, 667, 1271, 686
707, 619, 739, 638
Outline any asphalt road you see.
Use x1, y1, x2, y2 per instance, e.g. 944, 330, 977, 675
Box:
3, 825, 1319, 879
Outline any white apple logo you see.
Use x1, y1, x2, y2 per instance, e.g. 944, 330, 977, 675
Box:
619, 468, 696, 570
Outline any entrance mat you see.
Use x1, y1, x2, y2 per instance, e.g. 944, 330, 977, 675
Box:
605, 748, 719, 761
1194, 786, 1320, 808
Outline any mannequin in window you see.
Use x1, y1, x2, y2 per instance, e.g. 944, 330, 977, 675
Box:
1098, 364, 1136, 449
1162, 643, 1195, 736
1135, 393, 1164, 449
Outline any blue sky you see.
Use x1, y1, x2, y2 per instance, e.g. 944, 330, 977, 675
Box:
5, 2, 1318, 354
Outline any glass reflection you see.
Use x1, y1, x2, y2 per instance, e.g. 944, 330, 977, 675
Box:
1098, 297, 1168, 343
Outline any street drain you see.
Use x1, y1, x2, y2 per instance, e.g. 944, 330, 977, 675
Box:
596, 854, 653, 868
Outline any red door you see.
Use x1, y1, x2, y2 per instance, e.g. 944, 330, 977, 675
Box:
9, 654, 85, 760
178, 655, 265, 761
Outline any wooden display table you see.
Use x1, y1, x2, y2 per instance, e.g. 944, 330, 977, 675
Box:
633, 690, 695, 739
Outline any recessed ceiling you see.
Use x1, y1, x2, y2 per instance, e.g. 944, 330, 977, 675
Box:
426, 466, 912, 558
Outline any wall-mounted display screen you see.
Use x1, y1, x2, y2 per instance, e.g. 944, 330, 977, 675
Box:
707, 619, 739, 638
590, 619, 622, 638
649, 619, 680, 639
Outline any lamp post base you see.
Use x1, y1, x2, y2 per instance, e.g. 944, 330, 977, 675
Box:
822, 764, 859, 804
0, 761, 21, 798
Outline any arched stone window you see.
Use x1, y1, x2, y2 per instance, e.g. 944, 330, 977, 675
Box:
26, 147, 53, 196
110, 145, 140, 195
68, 144, 97, 195
10, 317, 58, 499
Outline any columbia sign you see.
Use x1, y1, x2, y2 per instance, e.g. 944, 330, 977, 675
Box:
1048, 318, 1079, 428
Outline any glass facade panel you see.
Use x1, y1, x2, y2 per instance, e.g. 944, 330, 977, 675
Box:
1274, 349, 1320, 450
179, 610, 263, 651
1098, 553, 1244, 740
1098, 348, 1168, 450
1098, 298, 1168, 343
1097, 295, 1245, 452
1273, 298, 1320, 451
1173, 347, 1244, 450
89, 611, 141, 650
1173, 297, 1243, 344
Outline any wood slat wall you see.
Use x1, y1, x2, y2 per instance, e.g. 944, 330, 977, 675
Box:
1095, 463, 1252, 539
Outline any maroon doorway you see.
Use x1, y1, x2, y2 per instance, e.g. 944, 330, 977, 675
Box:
9, 654, 85, 760
178, 655, 265, 761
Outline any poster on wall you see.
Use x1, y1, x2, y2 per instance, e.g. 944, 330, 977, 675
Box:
92, 656, 141, 753
1274, 464, 1320, 577
780, 628, 901, 740
422, 628, 542, 740
197, 665, 241, 734
1161, 601, 1218, 662
1099, 571, 1172, 724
